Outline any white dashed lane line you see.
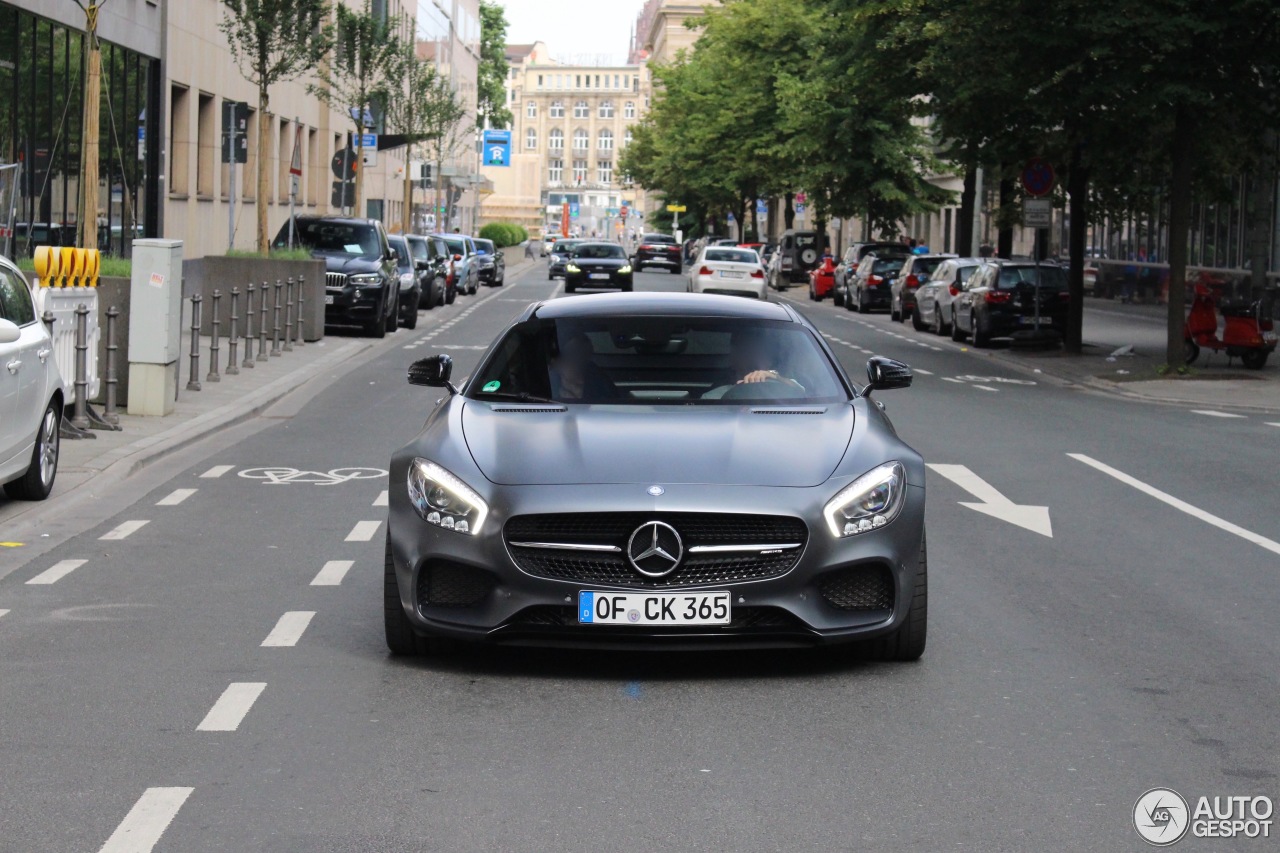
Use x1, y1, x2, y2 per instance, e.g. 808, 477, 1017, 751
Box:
914, 368, 934, 376
156, 489, 197, 506
310, 560, 354, 587
1192, 410, 1246, 419
98, 786, 193, 853
261, 611, 315, 647
942, 377, 964, 384
1268, 422, 1280, 428
199, 465, 234, 478
374, 490, 389, 507
100, 520, 149, 541
345, 520, 382, 542
196, 682, 267, 732
973, 385, 999, 393
26, 559, 87, 585
0, 609, 9, 619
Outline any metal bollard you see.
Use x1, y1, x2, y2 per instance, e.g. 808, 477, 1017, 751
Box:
271, 279, 283, 356
41, 309, 55, 337
226, 287, 240, 376
283, 277, 295, 352
257, 281, 269, 362
103, 306, 120, 425
295, 277, 305, 346
207, 290, 222, 382
71, 303, 91, 429
242, 283, 256, 368
188, 294, 202, 391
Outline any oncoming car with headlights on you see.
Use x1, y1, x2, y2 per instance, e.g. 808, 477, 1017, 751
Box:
385, 293, 927, 658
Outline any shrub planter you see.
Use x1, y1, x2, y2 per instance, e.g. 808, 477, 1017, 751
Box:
185, 256, 326, 342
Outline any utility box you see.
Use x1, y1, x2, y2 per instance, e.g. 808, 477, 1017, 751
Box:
127, 239, 183, 416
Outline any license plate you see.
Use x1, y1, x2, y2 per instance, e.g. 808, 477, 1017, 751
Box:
325, 294, 335, 305
720, 271, 745, 279
578, 591, 731, 625
589, 273, 611, 280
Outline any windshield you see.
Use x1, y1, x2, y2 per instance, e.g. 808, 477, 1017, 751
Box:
706, 249, 758, 264
574, 244, 626, 259
406, 237, 430, 262
553, 241, 582, 256
912, 257, 948, 276
997, 265, 1068, 289
957, 264, 979, 283
471, 317, 849, 405
443, 238, 467, 255
474, 239, 495, 254
872, 257, 906, 276
295, 221, 381, 257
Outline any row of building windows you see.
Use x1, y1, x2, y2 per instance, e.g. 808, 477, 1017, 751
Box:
522, 100, 637, 119
528, 128, 633, 150
533, 72, 638, 91
547, 159, 618, 185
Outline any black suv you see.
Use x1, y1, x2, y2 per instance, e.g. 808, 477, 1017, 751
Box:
633, 233, 682, 273
950, 261, 1069, 347
405, 234, 453, 309
387, 234, 422, 330
777, 229, 825, 283
473, 238, 506, 286
276, 215, 400, 338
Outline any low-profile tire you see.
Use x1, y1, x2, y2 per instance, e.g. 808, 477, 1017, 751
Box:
971, 312, 990, 348
1241, 348, 1268, 369
401, 302, 418, 330
931, 307, 948, 336
384, 535, 426, 656
950, 309, 965, 341
911, 305, 926, 331
859, 531, 927, 662
419, 279, 437, 311
385, 299, 399, 333
833, 286, 844, 308
3, 401, 60, 501
445, 286, 456, 305
367, 314, 387, 338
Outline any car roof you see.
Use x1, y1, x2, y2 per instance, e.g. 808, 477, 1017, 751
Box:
294, 215, 378, 226
531, 292, 797, 321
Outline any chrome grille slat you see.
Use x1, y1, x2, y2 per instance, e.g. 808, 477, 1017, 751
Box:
326, 272, 348, 289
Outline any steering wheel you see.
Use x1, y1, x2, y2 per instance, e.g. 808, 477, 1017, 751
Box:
718, 378, 806, 400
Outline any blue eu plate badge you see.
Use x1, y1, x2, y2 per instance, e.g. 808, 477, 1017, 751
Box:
579, 591, 594, 623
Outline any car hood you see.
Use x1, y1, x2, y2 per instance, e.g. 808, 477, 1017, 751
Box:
461, 402, 853, 487
313, 252, 382, 275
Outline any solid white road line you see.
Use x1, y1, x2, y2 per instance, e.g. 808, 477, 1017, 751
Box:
345, 520, 382, 542
196, 682, 267, 732
1192, 410, 1246, 419
26, 559, 87, 585
973, 385, 999, 392
1268, 422, 1280, 428
261, 611, 315, 647
199, 465, 234, 478
942, 377, 965, 384
0, 609, 9, 618
98, 786, 194, 853
100, 520, 149, 541
156, 489, 197, 506
310, 560, 354, 586
374, 490, 389, 507
1069, 453, 1280, 557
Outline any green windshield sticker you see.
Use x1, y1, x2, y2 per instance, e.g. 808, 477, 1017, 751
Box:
482, 380, 501, 392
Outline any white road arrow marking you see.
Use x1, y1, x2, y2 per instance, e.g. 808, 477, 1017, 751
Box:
927, 464, 1053, 538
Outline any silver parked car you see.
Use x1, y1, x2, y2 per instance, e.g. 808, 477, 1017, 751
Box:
913, 258, 982, 336
0, 254, 64, 500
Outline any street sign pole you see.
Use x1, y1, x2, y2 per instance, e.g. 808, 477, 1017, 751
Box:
226, 117, 235, 250
288, 119, 302, 250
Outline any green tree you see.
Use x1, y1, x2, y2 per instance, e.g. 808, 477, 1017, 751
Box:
220, 0, 332, 252
383, 39, 451, 235
310, 0, 400, 215
414, 74, 470, 231
477, 1, 512, 130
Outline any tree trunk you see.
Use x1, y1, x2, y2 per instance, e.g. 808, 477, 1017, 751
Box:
735, 198, 747, 242
402, 143, 414, 235
1246, 130, 1275, 300
1065, 143, 1088, 354
1166, 106, 1194, 368
957, 163, 976, 258
257, 87, 270, 253
997, 165, 1014, 259
784, 192, 795, 230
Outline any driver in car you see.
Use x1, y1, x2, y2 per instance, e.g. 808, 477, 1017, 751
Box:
703, 329, 804, 398
549, 333, 617, 401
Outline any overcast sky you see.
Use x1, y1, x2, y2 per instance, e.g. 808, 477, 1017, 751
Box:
497, 0, 644, 65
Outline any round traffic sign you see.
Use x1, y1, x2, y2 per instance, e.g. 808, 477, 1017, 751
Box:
1022, 158, 1055, 197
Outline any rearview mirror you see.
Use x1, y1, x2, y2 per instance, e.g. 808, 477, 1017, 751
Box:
408, 354, 456, 393
865, 356, 913, 393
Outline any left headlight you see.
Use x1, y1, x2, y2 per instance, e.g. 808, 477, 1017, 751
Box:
407, 459, 489, 535
618, 265, 632, 274
823, 462, 906, 538
349, 273, 381, 286
566, 263, 580, 273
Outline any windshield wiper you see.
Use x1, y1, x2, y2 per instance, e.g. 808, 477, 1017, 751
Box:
475, 391, 561, 404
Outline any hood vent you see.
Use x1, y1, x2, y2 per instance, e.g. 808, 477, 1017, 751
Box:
750, 407, 828, 415
490, 405, 567, 413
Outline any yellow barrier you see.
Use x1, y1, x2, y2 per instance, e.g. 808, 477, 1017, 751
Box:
31, 246, 100, 287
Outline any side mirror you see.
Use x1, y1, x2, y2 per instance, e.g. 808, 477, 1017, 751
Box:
408, 354, 456, 394
863, 356, 913, 395
415, 260, 430, 271
389, 247, 399, 262
0, 317, 20, 344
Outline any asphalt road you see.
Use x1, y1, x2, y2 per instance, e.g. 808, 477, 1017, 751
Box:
1, 261, 1277, 851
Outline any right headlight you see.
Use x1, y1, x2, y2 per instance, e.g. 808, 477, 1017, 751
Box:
823, 462, 906, 538
407, 459, 489, 535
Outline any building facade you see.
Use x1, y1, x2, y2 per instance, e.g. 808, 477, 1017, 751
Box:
636, 0, 718, 66
480, 43, 651, 239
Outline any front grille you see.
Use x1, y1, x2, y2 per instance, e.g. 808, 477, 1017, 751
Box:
817, 564, 894, 611
416, 560, 494, 609
511, 605, 803, 630
504, 513, 808, 589
326, 272, 347, 288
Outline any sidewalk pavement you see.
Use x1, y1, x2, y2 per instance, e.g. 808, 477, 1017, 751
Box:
0, 251, 542, 535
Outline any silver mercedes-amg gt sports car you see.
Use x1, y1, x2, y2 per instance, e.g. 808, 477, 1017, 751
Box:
386, 293, 926, 659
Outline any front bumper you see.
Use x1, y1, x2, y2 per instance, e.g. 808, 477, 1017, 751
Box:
388, 479, 926, 649
325, 286, 388, 326
636, 252, 681, 268
567, 271, 632, 290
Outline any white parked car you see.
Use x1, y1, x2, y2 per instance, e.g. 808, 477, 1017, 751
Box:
0, 254, 64, 500
687, 247, 768, 299
913, 257, 982, 336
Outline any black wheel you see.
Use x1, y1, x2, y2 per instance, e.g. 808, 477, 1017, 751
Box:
385, 296, 399, 333
1241, 348, 1268, 369
367, 314, 387, 338
859, 531, 927, 662
635, 263, 644, 273
857, 290, 868, 313
950, 309, 965, 341
445, 286, 456, 305
548, 271, 554, 280
931, 306, 947, 336
4, 401, 60, 501
672, 266, 682, 275
971, 312, 989, 347
495, 273, 504, 287
891, 300, 902, 322
911, 304, 926, 331
401, 300, 418, 330
384, 536, 426, 656
419, 278, 437, 311
833, 285, 844, 307
565, 281, 576, 293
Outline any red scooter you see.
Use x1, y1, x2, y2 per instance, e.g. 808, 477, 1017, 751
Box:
1184, 279, 1276, 369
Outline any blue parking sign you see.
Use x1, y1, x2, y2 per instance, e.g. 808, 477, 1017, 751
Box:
482, 129, 511, 167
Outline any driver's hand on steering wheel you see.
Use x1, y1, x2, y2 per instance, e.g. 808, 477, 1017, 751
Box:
739, 369, 801, 387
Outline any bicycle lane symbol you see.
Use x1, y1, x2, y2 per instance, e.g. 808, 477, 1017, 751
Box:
237, 467, 388, 486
